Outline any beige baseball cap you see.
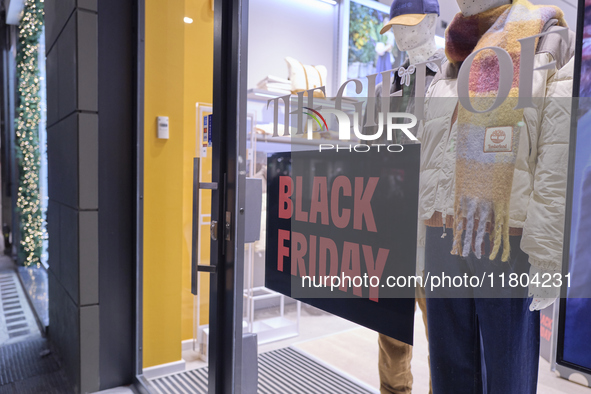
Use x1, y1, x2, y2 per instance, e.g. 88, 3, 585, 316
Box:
379, 0, 440, 34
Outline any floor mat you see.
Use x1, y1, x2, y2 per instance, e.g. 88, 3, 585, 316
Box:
149, 347, 376, 394
0, 271, 41, 345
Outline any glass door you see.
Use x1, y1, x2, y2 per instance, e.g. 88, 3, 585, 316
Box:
205, 0, 249, 391
231, 0, 427, 393
138, 0, 249, 393
139, 1, 422, 393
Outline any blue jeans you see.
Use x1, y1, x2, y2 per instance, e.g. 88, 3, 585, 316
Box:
425, 227, 540, 394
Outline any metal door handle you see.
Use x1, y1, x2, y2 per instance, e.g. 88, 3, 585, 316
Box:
225, 211, 232, 241
211, 221, 218, 241
191, 158, 219, 295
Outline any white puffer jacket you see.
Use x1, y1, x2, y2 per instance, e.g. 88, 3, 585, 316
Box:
417, 24, 575, 272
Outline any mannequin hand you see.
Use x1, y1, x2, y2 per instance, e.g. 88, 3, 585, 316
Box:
528, 266, 560, 312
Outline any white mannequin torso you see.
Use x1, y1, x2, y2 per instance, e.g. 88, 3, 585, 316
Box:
391, 14, 438, 65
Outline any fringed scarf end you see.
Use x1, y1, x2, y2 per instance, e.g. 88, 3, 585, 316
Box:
489, 202, 511, 262
453, 198, 498, 260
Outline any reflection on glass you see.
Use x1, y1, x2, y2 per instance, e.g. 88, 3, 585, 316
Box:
347, 1, 405, 96
563, 0, 591, 372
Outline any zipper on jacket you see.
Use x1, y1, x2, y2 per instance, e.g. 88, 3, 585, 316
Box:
443, 103, 459, 154
439, 102, 458, 239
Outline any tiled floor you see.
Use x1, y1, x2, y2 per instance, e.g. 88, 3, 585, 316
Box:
0, 336, 72, 393
0, 257, 72, 393
258, 304, 591, 393
289, 306, 590, 394
102, 303, 591, 393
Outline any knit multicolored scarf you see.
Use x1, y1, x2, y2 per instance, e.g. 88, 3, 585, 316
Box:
445, 0, 566, 262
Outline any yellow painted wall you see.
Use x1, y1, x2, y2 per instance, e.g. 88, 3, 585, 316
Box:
144, 0, 213, 368
182, 0, 214, 341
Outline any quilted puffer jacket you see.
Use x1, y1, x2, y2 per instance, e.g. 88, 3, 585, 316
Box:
417, 23, 576, 272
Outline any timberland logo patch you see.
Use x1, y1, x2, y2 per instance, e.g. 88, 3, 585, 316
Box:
484, 126, 513, 153
490, 129, 506, 143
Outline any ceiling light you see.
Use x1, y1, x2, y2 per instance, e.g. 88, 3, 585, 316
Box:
184, 17, 194, 24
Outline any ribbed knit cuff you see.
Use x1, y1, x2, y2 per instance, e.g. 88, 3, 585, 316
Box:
529, 257, 561, 273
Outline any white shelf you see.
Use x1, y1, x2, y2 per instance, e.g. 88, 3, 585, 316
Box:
247, 88, 360, 111
251, 316, 300, 345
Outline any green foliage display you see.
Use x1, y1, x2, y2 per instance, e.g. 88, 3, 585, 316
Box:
348, 2, 387, 64
15, 0, 45, 266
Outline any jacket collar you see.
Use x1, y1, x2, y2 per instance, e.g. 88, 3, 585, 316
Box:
400, 48, 446, 74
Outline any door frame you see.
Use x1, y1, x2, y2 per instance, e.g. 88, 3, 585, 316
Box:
135, 0, 146, 382
208, 0, 249, 391
132, 0, 249, 393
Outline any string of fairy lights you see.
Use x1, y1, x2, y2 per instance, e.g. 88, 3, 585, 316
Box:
15, 0, 45, 266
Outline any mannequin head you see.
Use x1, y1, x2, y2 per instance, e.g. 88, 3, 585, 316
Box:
380, 0, 440, 35
391, 13, 437, 52
456, 0, 511, 16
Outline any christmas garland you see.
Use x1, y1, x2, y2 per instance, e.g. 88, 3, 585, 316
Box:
15, 0, 45, 265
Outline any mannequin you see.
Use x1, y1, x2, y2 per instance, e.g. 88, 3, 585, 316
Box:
372, 2, 443, 394
419, 0, 575, 392
391, 14, 438, 65
369, 10, 443, 145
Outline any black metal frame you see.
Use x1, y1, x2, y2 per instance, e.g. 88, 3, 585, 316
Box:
134, 0, 146, 381
96, 0, 140, 388
208, 0, 248, 392
555, 0, 591, 379
133, 1, 150, 392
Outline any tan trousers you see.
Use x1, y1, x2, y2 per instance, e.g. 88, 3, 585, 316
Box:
378, 287, 431, 394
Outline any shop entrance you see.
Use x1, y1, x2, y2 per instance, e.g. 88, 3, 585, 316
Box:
138, 0, 426, 393
138, 1, 253, 391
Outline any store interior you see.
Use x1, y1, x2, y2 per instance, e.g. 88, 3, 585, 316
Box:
141, 0, 587, 392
